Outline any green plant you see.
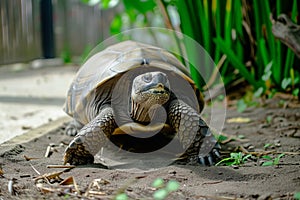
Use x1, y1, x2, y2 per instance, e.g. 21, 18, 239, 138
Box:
81, 0, 300, 97
115, 193, 128, 200
216, 152, 251, 166
152, 178, 180, 200
266, 116, 273, 124
61, 49, 72, 64
261, 153, 285, 166
294, 192, 300, 200
264, 143, 273, 149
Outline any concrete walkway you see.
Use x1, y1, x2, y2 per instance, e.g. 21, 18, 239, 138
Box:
0, 63, 78, 144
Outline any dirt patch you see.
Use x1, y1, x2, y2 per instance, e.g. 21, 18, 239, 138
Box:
0, 96, 299, 199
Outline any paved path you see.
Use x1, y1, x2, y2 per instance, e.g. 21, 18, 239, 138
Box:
0, 64, 78, 144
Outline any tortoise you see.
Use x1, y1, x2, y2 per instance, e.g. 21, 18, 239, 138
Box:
63, 40, 220, 166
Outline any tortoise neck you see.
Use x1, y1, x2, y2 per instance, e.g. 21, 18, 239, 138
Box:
130, 100, 152, 123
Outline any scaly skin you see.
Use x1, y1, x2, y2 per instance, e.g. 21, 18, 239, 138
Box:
64, 101, 220, 166
64, 107, 116, 165
168, 100, 220, 165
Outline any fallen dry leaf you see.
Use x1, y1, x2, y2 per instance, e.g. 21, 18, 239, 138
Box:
60, 176, 74, 185
227, 117, 251, 123
0, 167, 3, 177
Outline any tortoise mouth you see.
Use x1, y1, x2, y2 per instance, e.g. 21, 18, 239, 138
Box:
130, 83, 171, 123
140, 83, 170, 94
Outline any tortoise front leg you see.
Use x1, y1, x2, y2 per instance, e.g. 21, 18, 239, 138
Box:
64, 107, 116, 165
168, 100, 220, 165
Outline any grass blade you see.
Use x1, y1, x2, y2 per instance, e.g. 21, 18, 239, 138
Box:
214, 37, 261, 89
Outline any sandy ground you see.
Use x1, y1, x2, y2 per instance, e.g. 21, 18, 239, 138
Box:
0, 91, 299, 199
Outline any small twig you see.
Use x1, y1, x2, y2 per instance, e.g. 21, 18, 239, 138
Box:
204, 54, 227, 90
276, 126, 299, 132
87, 190, 106, 196
219, 132, 250, 144
20, 174, 31, 178
238, 145, 250, 154
72, 176, 80, 195
197, 195, 245, 200
30, 163, 41, 175
155, 0, 173, 29
44, 146, 52, 158
34, 171, 64, 184
238, 146, 300, 156
8, 178, 17, 195
202, 180, 223, 185
47, 165, 76, 169
24, 155, 40, 161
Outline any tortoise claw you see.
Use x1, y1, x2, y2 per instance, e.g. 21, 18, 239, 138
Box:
207, 154, 214, 166
212, 148, 221, 158
65, 120, 83, 136
66, 128, 78, 136
198, 157, 206, 165
198, 147, 221, 166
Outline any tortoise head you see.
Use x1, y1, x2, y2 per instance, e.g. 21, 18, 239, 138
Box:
130, 71, 171, 122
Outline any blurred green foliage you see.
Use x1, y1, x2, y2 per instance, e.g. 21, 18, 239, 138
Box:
82, 0, 299, 97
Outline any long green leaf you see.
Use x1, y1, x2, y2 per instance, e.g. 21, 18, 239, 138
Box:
233, 0, 243, 61
214, 37, 261, 89
212, 0, 221, 63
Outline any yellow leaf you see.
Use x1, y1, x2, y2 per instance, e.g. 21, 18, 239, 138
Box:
227, 117, 251, 123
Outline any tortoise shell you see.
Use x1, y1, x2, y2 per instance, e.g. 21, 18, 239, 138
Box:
64, 40, 204, 125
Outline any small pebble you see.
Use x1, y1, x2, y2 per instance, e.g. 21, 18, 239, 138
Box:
168, 170, 176, 175
232, 165, 239, 169
49, 143, 57, 147
274, 139, 280, 143
273, 117, 286, 123
274, 139, 281, 147
22, 125, 32, 130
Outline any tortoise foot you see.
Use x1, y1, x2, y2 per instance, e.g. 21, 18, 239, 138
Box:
65, 125, 78, 136
198, 145, 221, 166
64, 138, 94, 165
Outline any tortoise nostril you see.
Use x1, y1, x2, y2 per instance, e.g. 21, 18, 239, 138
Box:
157, 83, 164, 88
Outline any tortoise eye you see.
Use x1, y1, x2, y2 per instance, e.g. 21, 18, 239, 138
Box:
142, 73, 152, 83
